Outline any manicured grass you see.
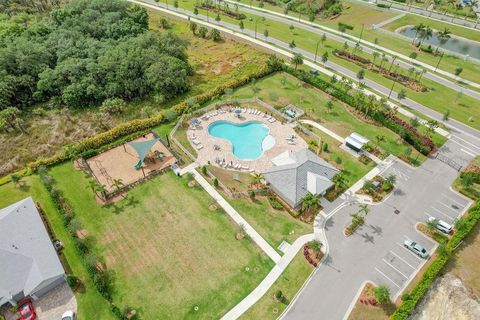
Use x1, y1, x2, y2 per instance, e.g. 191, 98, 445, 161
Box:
226, 0, 480, 83
330, 48, 480, 129
383, 14, 480, 43
227, 196, 312, 251
240, 252, 313, 320
304, 126, 376, 187
232, 72, 430, 163
0, 177, 115, 320
176, 0, 480, 129
48, 163, 274, 319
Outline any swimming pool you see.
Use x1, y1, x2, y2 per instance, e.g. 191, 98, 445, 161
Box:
208, 120, 274, 160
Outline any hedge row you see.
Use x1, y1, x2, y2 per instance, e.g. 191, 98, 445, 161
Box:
283, 66, 434, 155
25, 61, 277, 173
37, 168, 136, 319
391, 202, 480, 319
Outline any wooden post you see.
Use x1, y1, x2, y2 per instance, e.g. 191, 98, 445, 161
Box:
141, 166, 146, 178
123, 143, 126, 152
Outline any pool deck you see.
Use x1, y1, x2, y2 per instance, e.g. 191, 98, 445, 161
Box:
188, 107, 307, 173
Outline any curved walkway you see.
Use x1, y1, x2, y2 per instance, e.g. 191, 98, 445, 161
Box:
221, 233, 315, 320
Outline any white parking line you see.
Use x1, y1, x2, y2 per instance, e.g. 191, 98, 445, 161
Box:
396, 243, 423, 261
441, 194, 466, 207
375, 267, 401, 289
461, 148, 477, 157
429, 207, 455, 221
390, 250, 416, 270
382, 259, 409, 279
437, 201, 459, 213
452, 135, 480, 152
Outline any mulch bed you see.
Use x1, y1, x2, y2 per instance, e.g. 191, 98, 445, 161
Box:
303, 245, 322, 267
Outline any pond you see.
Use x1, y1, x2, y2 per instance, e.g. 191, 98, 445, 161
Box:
397, 26, 480, 60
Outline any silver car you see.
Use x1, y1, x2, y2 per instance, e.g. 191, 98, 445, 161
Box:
404, 239, 429, 258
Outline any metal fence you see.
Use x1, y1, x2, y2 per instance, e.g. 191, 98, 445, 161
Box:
435, 152, 463, 172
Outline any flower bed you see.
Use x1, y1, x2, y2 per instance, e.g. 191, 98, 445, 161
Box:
303, 244, 322, 267
284, 66, 434, 155
344, 214, 365, 236
333, 50, 428, 92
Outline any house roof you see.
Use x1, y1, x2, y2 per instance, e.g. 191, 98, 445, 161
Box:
264, 149, 339, 207
0, 197, 64, 305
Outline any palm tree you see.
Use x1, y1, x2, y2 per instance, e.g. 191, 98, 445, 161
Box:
291, 53, 303, 70
436, 28, 451, 54
426, 218, 438, 232
250, 172, 264, 189
385, 174, 397, 186
412, 23, 425, 44
87, 180, 99, 197
111, 178, 124, 194
333, 173, 347, 191
358, 204, 370, 216
301, 192, 321, 213
418, 25, 433, 47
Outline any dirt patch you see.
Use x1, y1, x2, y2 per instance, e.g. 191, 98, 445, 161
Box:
412, 274, 480, 320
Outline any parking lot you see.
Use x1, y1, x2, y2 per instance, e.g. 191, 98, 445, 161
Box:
370, 232, 435, 298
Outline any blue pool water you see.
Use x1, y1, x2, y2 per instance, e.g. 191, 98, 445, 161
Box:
208, 121, 269, 160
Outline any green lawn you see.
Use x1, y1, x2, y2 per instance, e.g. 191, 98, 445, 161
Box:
175, 0, 480, 129
220, 0, 480, 84
330, 48, 480, 129
240, 252, 313, 320
48, 163, 274, 319
0, 177, 115, 320
227, 196, 312, 251
232, 72, 434, 163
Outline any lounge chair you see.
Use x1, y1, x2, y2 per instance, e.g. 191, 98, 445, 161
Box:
192, 139, 201, 145
269, 118, 276, 123
241, 165, 249, 170
287, 141, 295, 145
196, 144, 204, 150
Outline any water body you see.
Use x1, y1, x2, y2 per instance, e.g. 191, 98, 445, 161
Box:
398, 26, 480, 60
208, 120, 270, 160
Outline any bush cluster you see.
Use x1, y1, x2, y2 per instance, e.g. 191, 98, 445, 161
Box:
284, 67, 434, 155
25, 59, 277, 172
392, 203, 480, 319
38, 168, 136, 319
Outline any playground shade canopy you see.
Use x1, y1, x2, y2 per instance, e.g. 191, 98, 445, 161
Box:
129, 138, 160, 167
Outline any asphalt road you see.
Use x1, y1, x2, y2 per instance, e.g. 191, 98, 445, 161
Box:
376, 0, 480, 30
220, 0, 480, 101
137, 0, 480, 143
283, 137, 475, 320
130, 2, 480, 318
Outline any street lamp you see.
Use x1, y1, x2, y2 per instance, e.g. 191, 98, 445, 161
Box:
435, 52, 444, 71
314, 39, 320, 63
388, 78, 397, 99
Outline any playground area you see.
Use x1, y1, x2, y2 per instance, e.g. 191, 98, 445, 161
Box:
86, 133, 177, 193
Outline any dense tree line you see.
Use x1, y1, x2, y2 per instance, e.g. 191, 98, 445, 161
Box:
0, 0, 191, 110
0, 0, 61, 16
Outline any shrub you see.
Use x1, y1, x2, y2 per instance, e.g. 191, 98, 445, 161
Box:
392, 203, 480, 319
213, 178, 219, 188
66, 274, 79, 288
376, 3, 391, 8
374, 285, 390, 305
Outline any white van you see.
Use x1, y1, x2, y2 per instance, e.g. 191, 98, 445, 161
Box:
428, 217, 453, 235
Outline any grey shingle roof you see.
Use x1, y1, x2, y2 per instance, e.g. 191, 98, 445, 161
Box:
264, 149, 339, 207
0, 197, 65, 305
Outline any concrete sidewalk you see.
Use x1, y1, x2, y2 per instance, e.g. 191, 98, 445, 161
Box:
188, 168, 282, 263
221, 233, 315, 320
